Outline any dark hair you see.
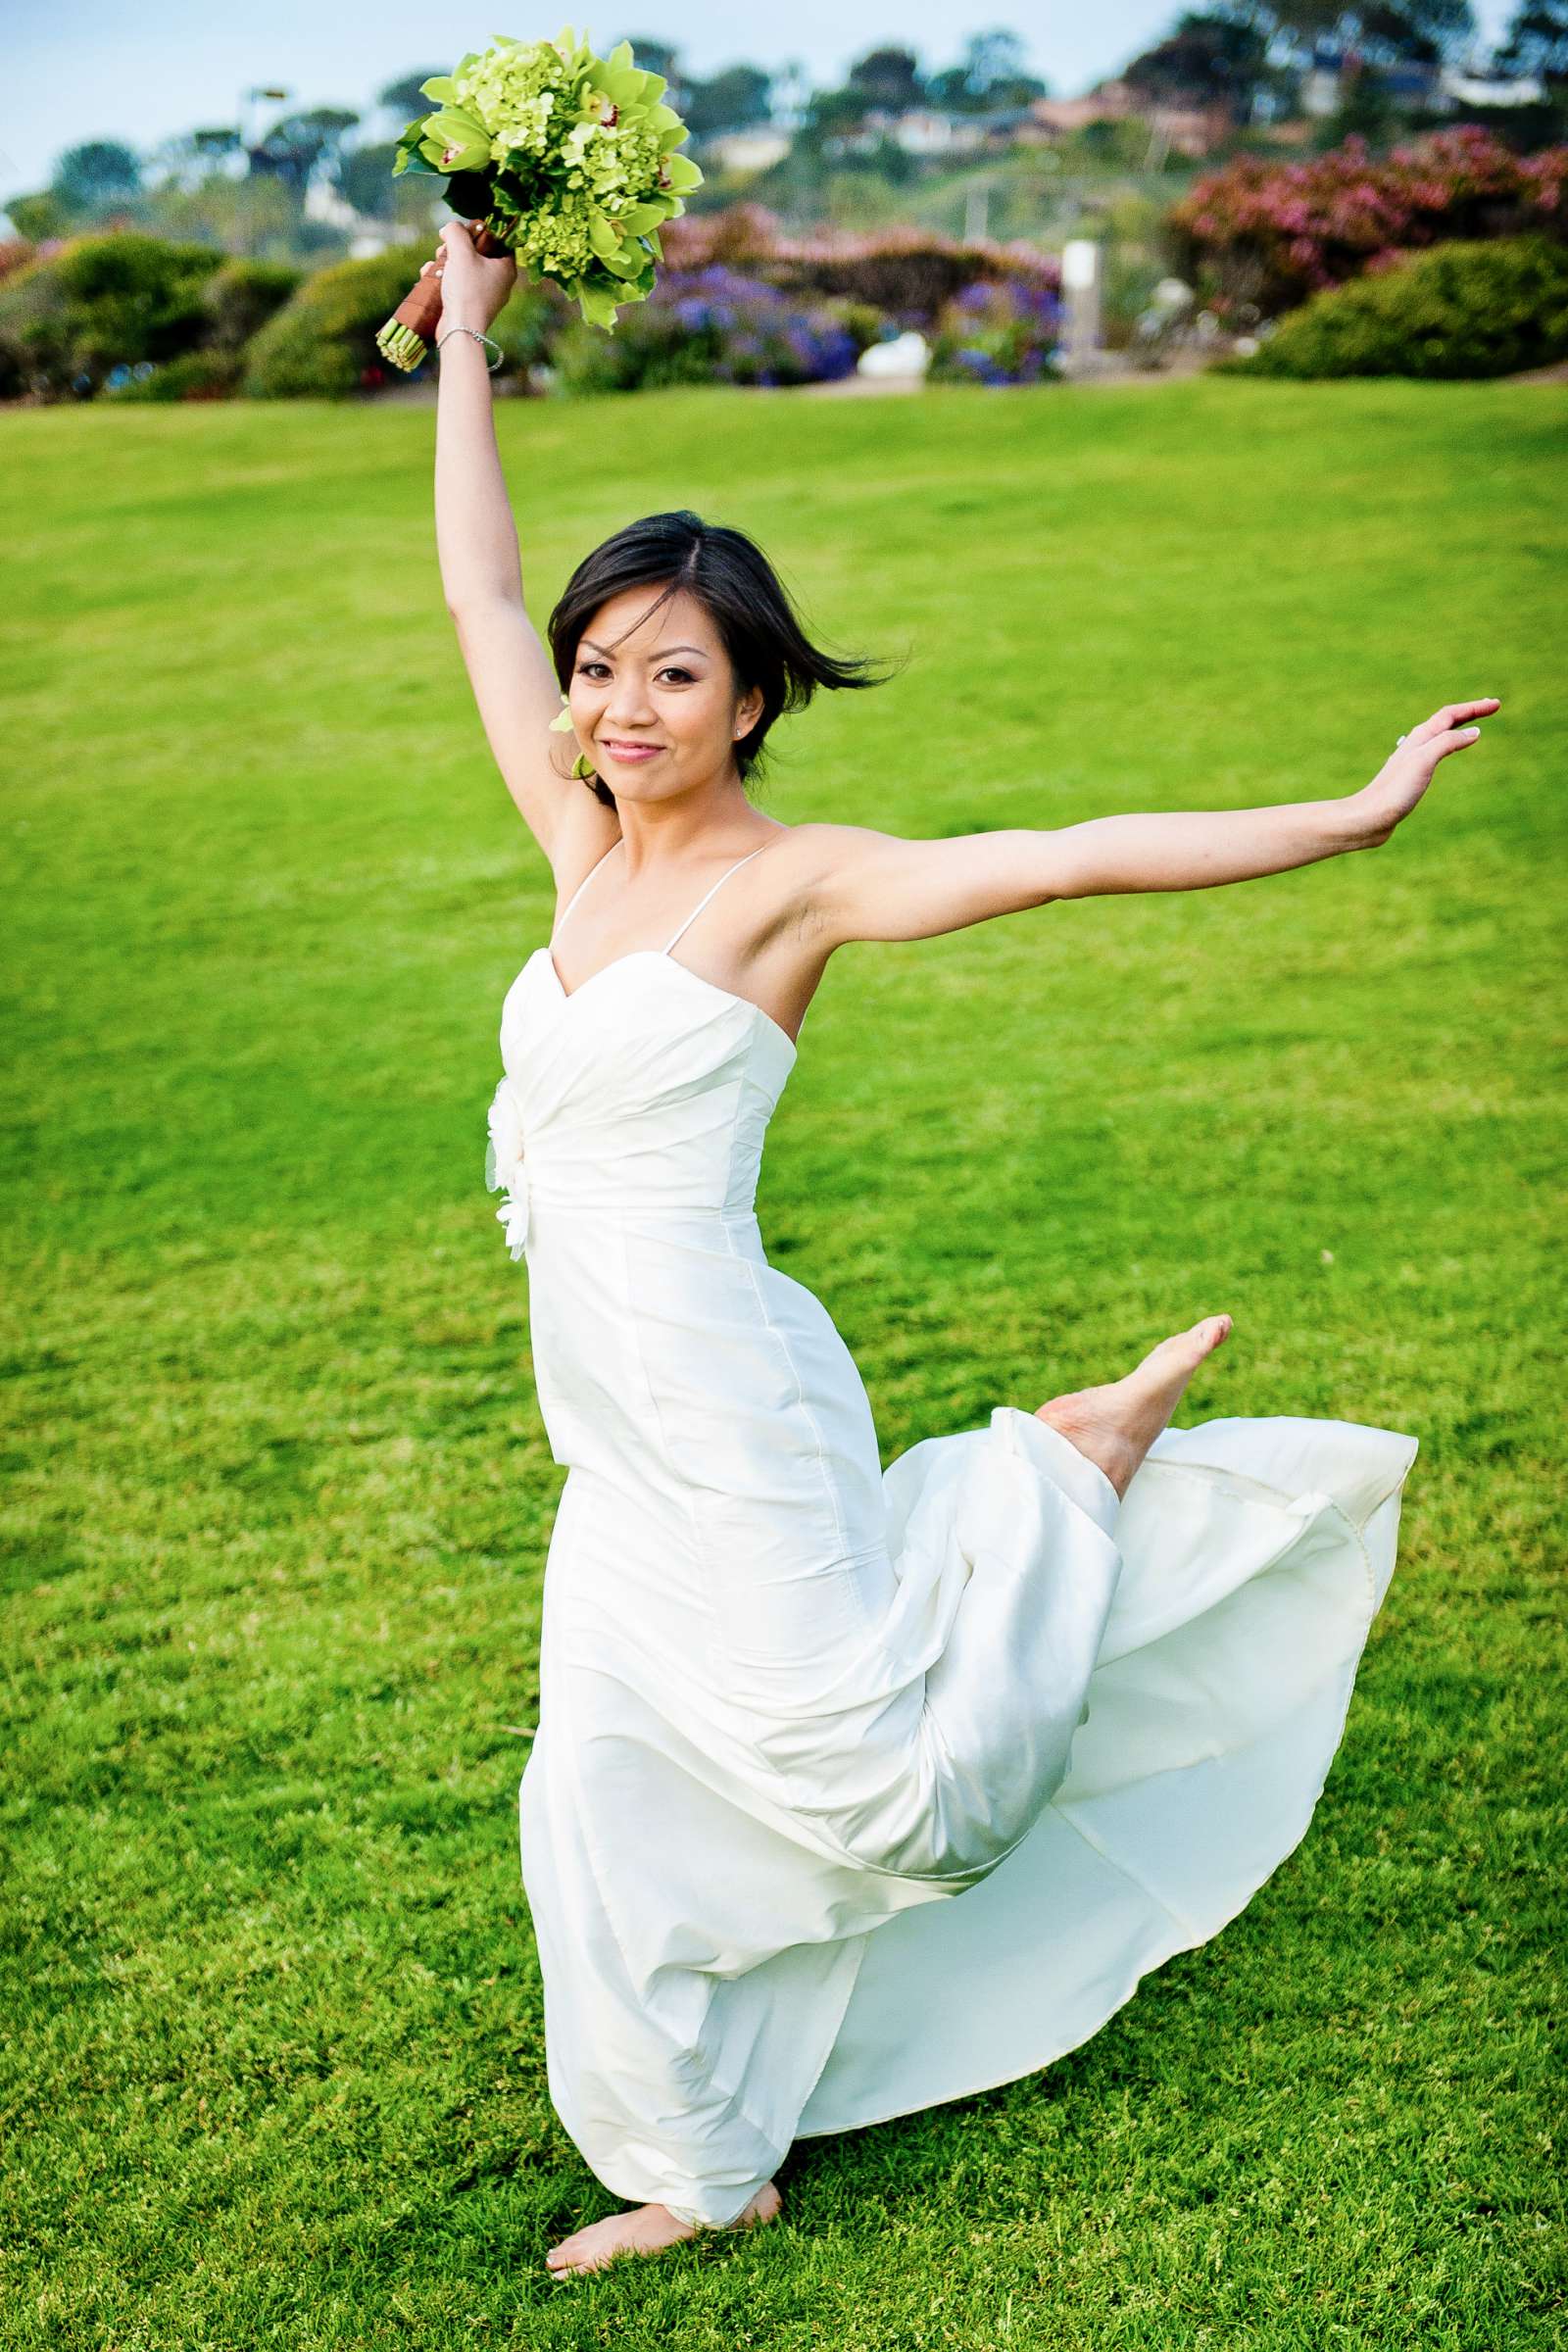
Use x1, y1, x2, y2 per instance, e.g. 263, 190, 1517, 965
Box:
546, 510, 902, 808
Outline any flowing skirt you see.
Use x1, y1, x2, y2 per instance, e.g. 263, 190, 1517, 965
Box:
518, 1313, 1417, 2229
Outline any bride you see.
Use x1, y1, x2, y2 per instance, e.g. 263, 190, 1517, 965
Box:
427, 220, 1496, 2278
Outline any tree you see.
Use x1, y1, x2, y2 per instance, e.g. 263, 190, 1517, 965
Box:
334, 141, 446, 230
192, 128, 244, 165
966, 28, 1026, 85
51, 141, 142, 212
138, 172, 300, 262
1261, 0, 1476, 64
846, 46, 925, 111
802, 85, 876, 141
249, 107, 360, 195
1329, 55, 1403, 132
928, 27, 1047, 111
683, 66, 774, 137
1493, 0, 1568, 90
923, 66, 974, 111
958, 27, 1045, 100
150, 127, 244, 195
1353, 0, 1470, 65
1122, 11, 1273, 112
377, 70, 448, 122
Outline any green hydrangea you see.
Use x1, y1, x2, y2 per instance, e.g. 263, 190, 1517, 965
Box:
512, 190, 598, 281
453, 39, 573, 156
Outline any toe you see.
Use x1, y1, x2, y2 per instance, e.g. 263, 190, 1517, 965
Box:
1187, 1313, 1229, 1351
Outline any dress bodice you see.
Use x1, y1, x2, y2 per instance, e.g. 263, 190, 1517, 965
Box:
484, 842, 799, 1261
487, 948, 797, 1257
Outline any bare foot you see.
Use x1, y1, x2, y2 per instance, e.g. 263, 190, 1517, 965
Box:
1035, 1313, 1233, 1502
545, 2180, 782, 2277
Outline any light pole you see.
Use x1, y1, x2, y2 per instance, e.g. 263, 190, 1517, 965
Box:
240, 85, 291, 168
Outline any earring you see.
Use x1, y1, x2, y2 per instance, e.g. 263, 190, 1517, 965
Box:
572, 752, 597, 781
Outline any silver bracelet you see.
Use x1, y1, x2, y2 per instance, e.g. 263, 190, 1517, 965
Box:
436, 324, 504, 372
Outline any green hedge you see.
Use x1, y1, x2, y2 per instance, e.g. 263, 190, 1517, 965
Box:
240, 243, 434, 398
0, 231, 224, 399
202, 259, 302, 352
103, 350, 245, 403
241, 241, 563, 398
1217, 234, 1568, 381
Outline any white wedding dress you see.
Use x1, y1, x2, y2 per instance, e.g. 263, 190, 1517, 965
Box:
485, 839, 1419, 2230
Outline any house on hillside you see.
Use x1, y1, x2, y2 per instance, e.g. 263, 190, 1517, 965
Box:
703, 127, 794, 172
967, 105, 1057, 150
1438, 65, 1545, 107
882, 108, 987, 156
1029, 81, 1234, 156
822, 106, 985, 159
1298, 39, 1451, 115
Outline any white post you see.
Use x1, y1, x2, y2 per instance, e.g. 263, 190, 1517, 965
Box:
1059, 236, 1102, 376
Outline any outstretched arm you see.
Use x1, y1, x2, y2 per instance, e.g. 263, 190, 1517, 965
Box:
432, 220, 587, 863
808, 700, 1500, 946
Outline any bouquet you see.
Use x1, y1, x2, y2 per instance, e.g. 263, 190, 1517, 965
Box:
375, 24, 703, 370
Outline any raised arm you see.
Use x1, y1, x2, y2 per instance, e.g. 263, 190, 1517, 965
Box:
808, 700, 1499, 947
432, 220, 589, 864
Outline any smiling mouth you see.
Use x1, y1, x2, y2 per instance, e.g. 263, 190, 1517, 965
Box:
601, 740, 664, 755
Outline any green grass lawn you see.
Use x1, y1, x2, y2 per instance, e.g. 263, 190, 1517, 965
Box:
2, 375, 1563, 2349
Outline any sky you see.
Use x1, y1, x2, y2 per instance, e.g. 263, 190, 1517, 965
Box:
5, 0, 1518, 207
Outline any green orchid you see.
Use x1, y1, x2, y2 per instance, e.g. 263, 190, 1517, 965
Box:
418, 110, 493, 172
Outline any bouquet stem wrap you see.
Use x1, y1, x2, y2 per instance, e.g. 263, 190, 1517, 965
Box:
377, 225, 514, 371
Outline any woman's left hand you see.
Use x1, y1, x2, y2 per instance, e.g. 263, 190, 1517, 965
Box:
1344, 699, 1501, 847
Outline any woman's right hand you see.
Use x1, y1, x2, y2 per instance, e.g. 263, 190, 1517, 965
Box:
426, 219, 517, 333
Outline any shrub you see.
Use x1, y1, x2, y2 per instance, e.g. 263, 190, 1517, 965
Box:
0, 229, 223, 399
0, 237, 35, 289
660, 204, 1060, 324
1167, 125, 1568, 320
5, 193, 74, 243
482, 277, 573, 379
928, 278, 1063, 386
549, 265, 872, 393
242, 245, 568, 398
103, 350, 245, 402
1215, 234, 1568, 378
201, 259, 302, 352
241, 243, 436, 398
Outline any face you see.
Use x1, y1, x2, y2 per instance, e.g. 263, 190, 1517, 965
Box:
566, 585, 764, 799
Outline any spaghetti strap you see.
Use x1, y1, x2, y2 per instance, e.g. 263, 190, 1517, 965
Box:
551, 841, 619, 944
662, 845, 770, 956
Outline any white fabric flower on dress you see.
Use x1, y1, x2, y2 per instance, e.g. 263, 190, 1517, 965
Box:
485, 1075, 530, 1260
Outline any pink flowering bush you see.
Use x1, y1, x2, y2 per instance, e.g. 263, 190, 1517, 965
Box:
1167, 125, 1568, 319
